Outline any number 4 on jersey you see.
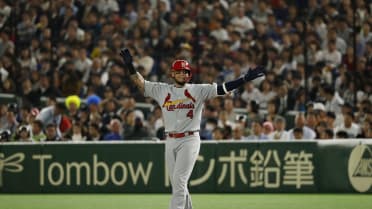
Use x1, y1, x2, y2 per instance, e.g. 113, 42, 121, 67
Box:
186, 110, 193, 119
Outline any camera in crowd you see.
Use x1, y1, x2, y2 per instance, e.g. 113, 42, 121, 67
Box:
0, 130, 11, 142
235, 114, 247, 122
7, 103, 18, 113
18, 125, 29, 134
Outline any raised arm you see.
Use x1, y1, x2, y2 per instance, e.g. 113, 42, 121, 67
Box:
217, 66, 265, 95
120, 48, 145, 93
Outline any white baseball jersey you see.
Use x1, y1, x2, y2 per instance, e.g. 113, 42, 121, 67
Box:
144, 80, 218, 133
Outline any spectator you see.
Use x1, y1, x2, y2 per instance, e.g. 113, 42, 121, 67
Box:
16, 12, 36, 46
39, 74, 61, 97
14, 125, 32, 142
45, 123, 62, 141
1, 77, 16, 94
1, 0, 371, 141
287, 71, 304, 111
321, 84, 344, 114
18, 48, 37, 71
65, 95, 81, 120
36, 103, 67, 137
0, 0, 11, 30
265, 100, 279, 122
217, 110, 235, 132
241, 82, 260, 105
88, 123, 103, 141
357, 121, 372, 138
326, 111, 336, 128
20, 78, 41, 107
147, 105, 163, 137
86, 94, 102, 125
289, 112, 316, 140
212, 127, 225, 140
258, 80, 276, 111
31, 120, 46, 142
292, 127, 304, 140
273, 82, 289, 115
319, 128, 334, 140
232, 124, 245, 140
96, 0, 119, 16
246, 120, 268, 140
269, 116, 289, 140
100, 98, 119, 134
334, 111, 361, 138
230, 6, 254, 34
67, 121, 87, 141
200, 118, 218, 140
262, 121, 274, 139
306, 111, 319, 131
0, 103, 18, 133
103, 118, 122, 140
122, 109, 150, 140
210, 20, 229, 42
223, 97, 236, 123
313, 102, 327, 123
28, 107, 40, 126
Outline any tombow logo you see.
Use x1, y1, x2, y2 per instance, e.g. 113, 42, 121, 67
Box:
0, 153, 25, 187
348, 144, 372, 192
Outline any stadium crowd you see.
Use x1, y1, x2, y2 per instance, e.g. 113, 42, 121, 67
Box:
0, 0, 371, 142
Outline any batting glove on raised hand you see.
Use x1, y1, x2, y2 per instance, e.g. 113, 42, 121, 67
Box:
244, 66, 266, 82
120, 48, 133, 65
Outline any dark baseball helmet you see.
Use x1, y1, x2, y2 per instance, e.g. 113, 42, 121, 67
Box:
171, 60, 192, 81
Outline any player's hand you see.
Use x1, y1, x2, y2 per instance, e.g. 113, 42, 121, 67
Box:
244, 66, 266, 81
120, 48, 133, 65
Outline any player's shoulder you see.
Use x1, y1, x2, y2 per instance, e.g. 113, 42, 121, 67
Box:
187, 83, 217, 89
145, 80, 172, 88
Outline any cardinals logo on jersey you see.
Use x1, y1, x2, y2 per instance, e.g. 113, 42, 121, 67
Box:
162, 90, 196, 111
184, 89, 196, 103
162, 93, 171, 108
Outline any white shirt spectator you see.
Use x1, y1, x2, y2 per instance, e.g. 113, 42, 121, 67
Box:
322, 37, 347, 55
257, 91, 277, 110
315, 47, 342, 68
230, 7, 254, 34
0, 66, 8, 82
325, 92, 344, 114
269, 130, 290, 140
36, 105, 62, 137
18, 56, 38, 71
96, 0, 119, 16
241, 83, 260, 104
0, 2, 11, 28
334, 123, 361, 138
334, 112, 361, 138
211, 28, 229, 42
288, 126, 316, 140
75, 55, 93, 83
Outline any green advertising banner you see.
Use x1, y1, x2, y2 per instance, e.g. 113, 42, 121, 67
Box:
0, 143, 165, 193
317, 141, 372, 193
213, 142, 317, 193
0, 140, 371, 193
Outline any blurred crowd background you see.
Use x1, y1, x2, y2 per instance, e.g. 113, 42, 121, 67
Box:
0, 0, 371, 142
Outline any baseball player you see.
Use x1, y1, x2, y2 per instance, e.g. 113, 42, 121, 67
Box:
120, 48, 265, 209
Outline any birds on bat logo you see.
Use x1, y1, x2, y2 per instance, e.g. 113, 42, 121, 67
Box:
162, 90, 196, 111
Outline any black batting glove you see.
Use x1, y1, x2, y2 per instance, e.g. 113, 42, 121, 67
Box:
120, 48, 137, 74
120, 48, 133, 65
244, 66, 266, 82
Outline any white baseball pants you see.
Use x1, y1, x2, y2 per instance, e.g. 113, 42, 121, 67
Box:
165, 134, 200, 209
